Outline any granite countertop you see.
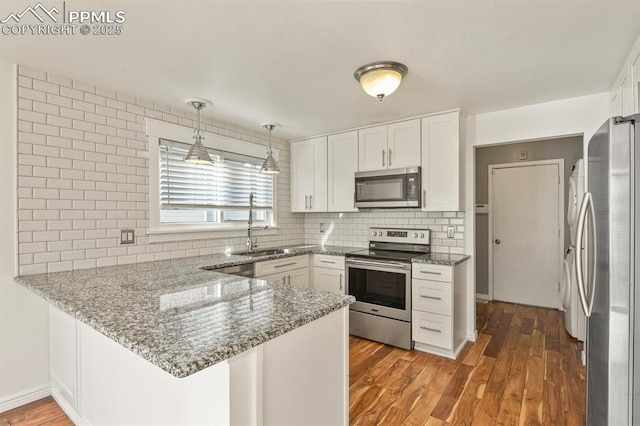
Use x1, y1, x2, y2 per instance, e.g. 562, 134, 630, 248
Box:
411, 253, 470, 266
15, 251, 355, 379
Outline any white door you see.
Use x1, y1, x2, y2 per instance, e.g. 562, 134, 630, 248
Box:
327, 131, 358, 212
287, 268, 309, 288
358, 125, 387, 171
308, 137, 327, 212
313, 267, 344, 295
491, 163, 562, 309
290, 141, 312, 212
387, 119, 420, 169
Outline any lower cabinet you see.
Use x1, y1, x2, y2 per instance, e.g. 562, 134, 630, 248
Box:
412, 262, 467, 359
312, 254, 346, 295
255, 255, 310, 288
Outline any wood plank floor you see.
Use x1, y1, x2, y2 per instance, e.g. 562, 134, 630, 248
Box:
0, 396, 72, 426
349, 301, 586, 425
1, 301, 585, 425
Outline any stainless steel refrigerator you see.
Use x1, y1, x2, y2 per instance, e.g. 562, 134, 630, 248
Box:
576, 113, 640, 425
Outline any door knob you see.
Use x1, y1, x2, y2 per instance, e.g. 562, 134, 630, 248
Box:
495, 239, 501, 244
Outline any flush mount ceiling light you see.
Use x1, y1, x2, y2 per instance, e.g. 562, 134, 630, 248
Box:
184, 97, 213, 164
260, 123, 280, 174
353, 61, 408, 101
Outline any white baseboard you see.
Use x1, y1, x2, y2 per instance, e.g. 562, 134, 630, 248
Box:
475, 293, 490, 301
0, 383, 51, 414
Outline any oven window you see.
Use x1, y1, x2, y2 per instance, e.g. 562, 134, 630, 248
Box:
348, 268, 406, 310
356, 176, 405, 201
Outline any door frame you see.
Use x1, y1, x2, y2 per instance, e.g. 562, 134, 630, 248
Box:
487, 159, 565, 303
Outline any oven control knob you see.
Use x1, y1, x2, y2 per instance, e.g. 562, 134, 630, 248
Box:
421, 233, 425, 238
414, 233, 418, 238
371, 231, 376, 236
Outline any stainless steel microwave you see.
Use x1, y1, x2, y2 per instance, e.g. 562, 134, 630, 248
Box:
354, 167, 421, 208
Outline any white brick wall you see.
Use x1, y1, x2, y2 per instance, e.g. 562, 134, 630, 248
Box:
303, 211, 465, 254
17, 66, 303, 275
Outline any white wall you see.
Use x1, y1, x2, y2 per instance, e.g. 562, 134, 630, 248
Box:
464, 92, 610, 333
0, 62, 50, 412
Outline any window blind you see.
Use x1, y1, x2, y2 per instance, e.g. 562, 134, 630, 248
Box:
159, 139, 273, 210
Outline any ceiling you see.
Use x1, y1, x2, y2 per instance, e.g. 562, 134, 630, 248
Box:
1, 0, 640, 140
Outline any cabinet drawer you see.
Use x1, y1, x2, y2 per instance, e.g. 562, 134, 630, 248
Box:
412, 263, 452, 282
255, 255, 309, 276
412, 279, 452, 316
313, 254, 345, 270
412, 311, 453, 350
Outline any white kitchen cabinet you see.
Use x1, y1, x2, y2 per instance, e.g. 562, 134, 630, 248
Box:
328, 131, 358, 212
358, 119, 420, 172
255, 255, 310, 288
610, 61, 633, 117
312, 254, 346, 295
49, 305, 80, 415
630, 36, 640, 114
421, 111, 465, 211
412, 262, 467, 359
290, 137, 327, 212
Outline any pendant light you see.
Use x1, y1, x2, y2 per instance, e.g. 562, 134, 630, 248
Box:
184, 97, 213, 164
354, 61, 408, 101
260, 123, 280, 174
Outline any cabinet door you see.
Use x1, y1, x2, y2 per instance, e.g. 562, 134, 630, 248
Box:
290, 141, 312, 212
287, 267, 310, 288
49, 306, 79, 411
313, 267, 345, 295
358, 125, 388, 171
328, 131, 358, 212
387, 119, 420, 169
631, 41, 640, 114
256, 271, 288, 285
421, 112, 462, 211
309, 137, 328, 212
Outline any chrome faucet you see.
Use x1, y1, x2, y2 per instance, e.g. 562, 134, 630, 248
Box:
247, 193, 267, 253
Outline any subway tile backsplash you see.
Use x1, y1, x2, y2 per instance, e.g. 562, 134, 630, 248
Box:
16, 65, 303, 275
15, 65, 466, 275
303, 210, 465, 252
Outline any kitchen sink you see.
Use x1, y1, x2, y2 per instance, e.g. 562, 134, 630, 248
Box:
230, 248, 287, 256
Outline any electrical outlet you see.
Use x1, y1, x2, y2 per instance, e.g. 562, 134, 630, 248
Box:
120, 229, 135, 245
447, 226, 455, 238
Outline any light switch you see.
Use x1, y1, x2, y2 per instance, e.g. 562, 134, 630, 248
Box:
447, 226, 455, 239
120, 229, 135, 245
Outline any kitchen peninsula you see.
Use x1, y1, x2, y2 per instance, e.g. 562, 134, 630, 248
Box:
16, 251, 354, 425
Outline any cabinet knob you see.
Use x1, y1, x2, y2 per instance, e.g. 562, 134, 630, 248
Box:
495, 239, 501, 245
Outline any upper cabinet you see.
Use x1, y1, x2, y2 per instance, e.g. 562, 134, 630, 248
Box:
421, 111, 465, 212
290, 137, 327, 212
611, 32, 640, 116
358, 119, 420, 172
327, 131, 358, 212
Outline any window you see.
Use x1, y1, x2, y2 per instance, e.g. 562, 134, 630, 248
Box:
147, 119, 279, 242
158, 139, 274, 227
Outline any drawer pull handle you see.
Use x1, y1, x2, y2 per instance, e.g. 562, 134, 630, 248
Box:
420, 270, 442, 275
274, 262, 297, 269
320, 260, 336, 264
420, 295, 442, 300
420, 326, 442, 333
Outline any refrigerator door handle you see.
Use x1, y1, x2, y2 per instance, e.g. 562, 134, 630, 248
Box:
575, 192, 593, 317
586, 191, 597, 314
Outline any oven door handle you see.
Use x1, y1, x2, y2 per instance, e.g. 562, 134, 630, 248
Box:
346, 259, 410, 271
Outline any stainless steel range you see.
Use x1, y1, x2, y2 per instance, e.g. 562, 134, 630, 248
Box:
346, 227, 430, 350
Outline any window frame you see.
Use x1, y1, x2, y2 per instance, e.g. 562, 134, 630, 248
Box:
147, 118, 279, 243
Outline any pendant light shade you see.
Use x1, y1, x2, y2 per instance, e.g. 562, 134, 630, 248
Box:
184, 98, 213, 164
260, 123, 280, 174
354, 61, 408, 101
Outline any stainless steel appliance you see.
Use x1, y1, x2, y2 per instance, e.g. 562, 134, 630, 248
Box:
576, 113, 640, 424
346, 227, 430, 350
354, 167, 421, 208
